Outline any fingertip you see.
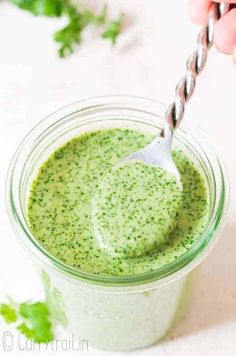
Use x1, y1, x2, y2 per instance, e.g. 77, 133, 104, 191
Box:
189, 0, 210, 25
214, 8, 236, 54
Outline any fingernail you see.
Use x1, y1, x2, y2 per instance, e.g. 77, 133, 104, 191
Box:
233, 46, 236, 65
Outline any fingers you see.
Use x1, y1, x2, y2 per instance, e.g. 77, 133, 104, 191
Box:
189, 0, 236, 56
189, 0, 211, 25
189, 0, 236, 25
214, 8, 236, 54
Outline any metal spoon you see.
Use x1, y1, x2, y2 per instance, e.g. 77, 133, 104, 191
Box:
119, 2, 229, 180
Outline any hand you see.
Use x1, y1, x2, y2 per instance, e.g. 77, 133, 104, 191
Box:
189, 0, 236, 62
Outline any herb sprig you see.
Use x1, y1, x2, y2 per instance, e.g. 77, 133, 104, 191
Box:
10, 0, 124, 57
0, 300, 54, 343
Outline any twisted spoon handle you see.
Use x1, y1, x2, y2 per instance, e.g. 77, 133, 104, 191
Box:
164, 2, 230, 135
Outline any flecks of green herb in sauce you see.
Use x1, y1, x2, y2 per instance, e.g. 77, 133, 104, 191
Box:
28, 128, 210, 277
92, 161, 183, 257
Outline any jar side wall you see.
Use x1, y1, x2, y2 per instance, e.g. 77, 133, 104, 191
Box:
41, 267, 192, 351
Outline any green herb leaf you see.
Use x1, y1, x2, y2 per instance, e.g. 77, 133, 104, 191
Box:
72, 5, 108, 28
11, 0, 64, 17
10, 0, 124, 57
17, 323, 34, 339
102, 14, 124, 45
54, 4, 109, 58
0, 304, 17, 324
18, 302, 54, 343
54, 15, 82, 58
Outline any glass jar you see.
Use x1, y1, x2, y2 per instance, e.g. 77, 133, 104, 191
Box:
6, 96, 229, 351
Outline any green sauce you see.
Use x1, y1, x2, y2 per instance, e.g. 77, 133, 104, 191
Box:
28, 128, 209, 276
92, 161, 183, 257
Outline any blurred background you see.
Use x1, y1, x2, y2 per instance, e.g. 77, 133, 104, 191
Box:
0, 1, 236, 355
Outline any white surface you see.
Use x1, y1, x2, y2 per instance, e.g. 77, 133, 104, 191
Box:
0, 0, 236, 355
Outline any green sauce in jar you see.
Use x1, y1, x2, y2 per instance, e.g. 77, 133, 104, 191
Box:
28, 128, 209, 276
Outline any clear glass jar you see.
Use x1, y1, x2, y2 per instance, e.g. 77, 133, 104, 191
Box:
6, 96, 229, 351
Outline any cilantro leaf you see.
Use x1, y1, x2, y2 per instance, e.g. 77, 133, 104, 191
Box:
102, 14, 124, 45
54, 15, 82, 58
82, 5, 107, 26
0, 300, 54, 343
18, 302, 54, 343
10, 0, 124, 57
11, 0, 64, 17
17, 323, 34, 339
54, 4, 109, 58
0, 304, 17, 324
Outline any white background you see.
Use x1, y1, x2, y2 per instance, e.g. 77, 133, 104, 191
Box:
0, 0, 236, 355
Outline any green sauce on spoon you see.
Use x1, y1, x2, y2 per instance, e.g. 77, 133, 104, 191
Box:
92, 161, 183, 257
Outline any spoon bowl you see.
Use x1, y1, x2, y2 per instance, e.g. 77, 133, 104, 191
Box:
118, 125, 180, 180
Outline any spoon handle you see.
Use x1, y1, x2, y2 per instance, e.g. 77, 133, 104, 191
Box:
164, 2, 230, 135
